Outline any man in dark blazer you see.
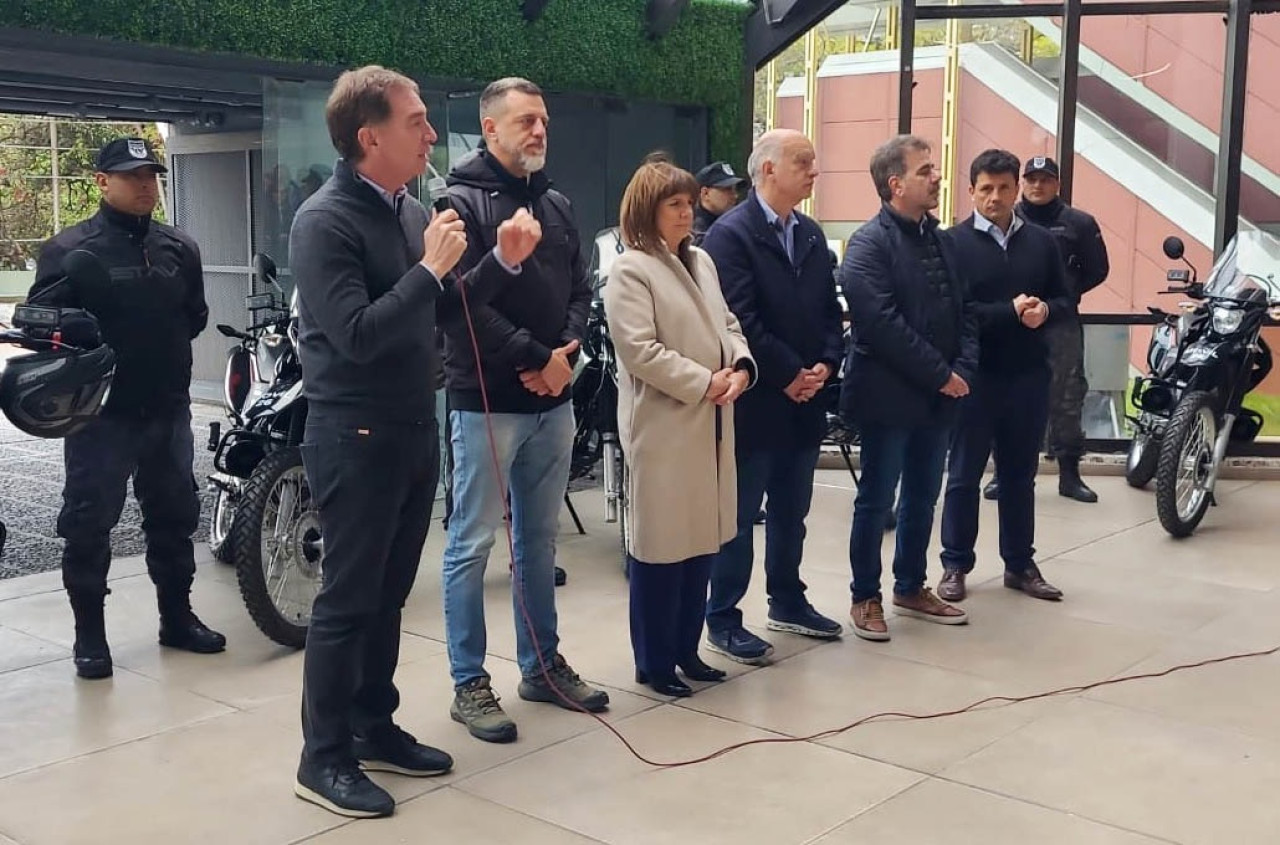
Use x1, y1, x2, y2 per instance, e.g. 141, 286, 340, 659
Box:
841, 134, 979, 642
701, 129, 845, 664
938, 149, 1072, 604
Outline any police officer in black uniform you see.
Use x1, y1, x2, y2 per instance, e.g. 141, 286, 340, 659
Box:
31, 137, 225, 680
984, 156, 1110, 504
692, 161, 745, 246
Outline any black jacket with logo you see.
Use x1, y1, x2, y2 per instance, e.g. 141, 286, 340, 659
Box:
1016, 197, 1110, 303
442, 148, 592, 414
32, 202, 208, 417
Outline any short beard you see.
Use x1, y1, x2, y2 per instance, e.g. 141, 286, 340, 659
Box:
494, 135, 546, 175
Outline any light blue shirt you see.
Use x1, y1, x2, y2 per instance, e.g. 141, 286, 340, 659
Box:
972, 210, 1024, 251
755, 192, 800, 264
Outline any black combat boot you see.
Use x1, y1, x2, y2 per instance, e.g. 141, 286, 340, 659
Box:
69, 592, 113, 679
157, 587, 227, 654
1057, 456, 1098, 503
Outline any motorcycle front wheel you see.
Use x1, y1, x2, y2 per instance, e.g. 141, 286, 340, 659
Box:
1125, 417, 1160, 489
231, 447, 323, 648
1154, 391, 1216, 538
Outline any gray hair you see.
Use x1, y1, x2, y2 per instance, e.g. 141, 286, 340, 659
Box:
479, 77, 544, 120
870, 134, 932, 202
748, 130, 793, 186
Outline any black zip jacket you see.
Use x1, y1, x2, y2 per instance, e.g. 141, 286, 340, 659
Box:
949, 213, 1075, 374
1017, 197, 1110, 303
442, 148, 592, 414
31, 202, 208, 417
289, 159, 511, 424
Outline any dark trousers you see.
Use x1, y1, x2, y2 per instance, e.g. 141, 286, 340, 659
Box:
58, 406, 199, 603
707, 444, 819, 634
849, 422, 950, 602
629, 554, 713, 679
1046, 317, 1088, 459
940, 368, 1050, 574
300, 414, 439, 766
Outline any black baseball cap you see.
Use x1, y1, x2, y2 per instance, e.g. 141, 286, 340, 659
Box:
696, 161, 745, 189
95, 137, 168, 174
1023, 155, 1060, 179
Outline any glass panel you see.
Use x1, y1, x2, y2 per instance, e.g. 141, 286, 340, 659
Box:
1243, 13, 1280, 439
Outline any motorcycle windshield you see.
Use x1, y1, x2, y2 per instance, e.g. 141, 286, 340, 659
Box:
1203, 232, 1280, 304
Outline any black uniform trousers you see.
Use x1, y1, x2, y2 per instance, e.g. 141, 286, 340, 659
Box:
299, 412, 439, 766
58, 405, 199, 603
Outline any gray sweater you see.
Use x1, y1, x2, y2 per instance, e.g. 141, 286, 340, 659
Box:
289, 159, 509, 423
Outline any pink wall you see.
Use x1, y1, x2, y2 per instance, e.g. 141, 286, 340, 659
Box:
1081, 14, 1280, 174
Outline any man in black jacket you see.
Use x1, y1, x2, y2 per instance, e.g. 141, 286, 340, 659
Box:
439, 77, 608, 746
1018, 156, 1109, 503
692, 161, 744, 246
938, 149, 1072, 604
841, 135, 978, 642
31, 136, 224, 681
288, 66, 542, 818
702, 129, 846, 663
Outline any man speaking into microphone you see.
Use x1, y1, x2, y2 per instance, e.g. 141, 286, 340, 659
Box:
288, 65, 540, 819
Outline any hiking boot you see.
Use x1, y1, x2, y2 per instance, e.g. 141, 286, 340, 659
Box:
450, 677, 517, 743
518, 654, 610, 713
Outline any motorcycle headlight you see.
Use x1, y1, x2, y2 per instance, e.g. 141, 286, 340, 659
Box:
1211, 306, 1244, 335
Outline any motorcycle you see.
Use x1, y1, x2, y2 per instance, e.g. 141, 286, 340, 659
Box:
569, 228, 629, 573
1125, 239, 1211, 488
207, 254, 320, 648
1144, 233, 1279, 537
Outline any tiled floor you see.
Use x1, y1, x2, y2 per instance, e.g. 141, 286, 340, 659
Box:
0, 471, 1277, 844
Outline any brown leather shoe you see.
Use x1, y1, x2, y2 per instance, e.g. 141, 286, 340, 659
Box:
1004, 564, 1063, 601
937, 569, 967, 602
892, 587, 968, 625
850, 598, 890, 642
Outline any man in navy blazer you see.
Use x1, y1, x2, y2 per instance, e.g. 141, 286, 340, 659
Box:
701, 129, 845, 664
840, 135, 979, 642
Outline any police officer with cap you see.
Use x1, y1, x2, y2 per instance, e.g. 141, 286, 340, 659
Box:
693, 161, 745, 246
985, 155, 1109, 504
31, 136, 224, 680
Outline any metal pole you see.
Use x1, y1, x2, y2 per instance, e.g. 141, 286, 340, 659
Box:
50, 118, 60, 233
1055, 0, 1082, 204
939, 0, 961, 225
1213, 0, 1251, 255
898, 0, 916, 135
803, 26, 819, 216
766, 59, 777, 131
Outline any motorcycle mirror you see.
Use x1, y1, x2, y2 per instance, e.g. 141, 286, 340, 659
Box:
253, 253, 283, 294
1162, 236, 1185, 261
61, 249, 110, 289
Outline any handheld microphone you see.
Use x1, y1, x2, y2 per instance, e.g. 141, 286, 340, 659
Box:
426, 163, 450, 214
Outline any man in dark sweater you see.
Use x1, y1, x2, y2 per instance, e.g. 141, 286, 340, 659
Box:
841, 135, 978, 641
288, 66, 542, 818
938, 150, 1072, 604
439, 77, 609, 746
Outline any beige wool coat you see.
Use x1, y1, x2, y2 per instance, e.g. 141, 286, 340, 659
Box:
604, 245, 755, 564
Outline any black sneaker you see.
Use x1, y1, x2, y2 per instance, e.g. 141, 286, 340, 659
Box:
766, 603, 843, 639
354, 726, 453, 778
295, 759, 394, 818
706, 627, 774, 664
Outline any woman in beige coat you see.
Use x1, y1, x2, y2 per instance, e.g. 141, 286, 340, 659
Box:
605, 160, 756, 697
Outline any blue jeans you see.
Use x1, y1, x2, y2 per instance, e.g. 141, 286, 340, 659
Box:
941, 368, 1050, 574
707, 445, 819, 634
848, 422, 950, 602
441, 404, 573, 687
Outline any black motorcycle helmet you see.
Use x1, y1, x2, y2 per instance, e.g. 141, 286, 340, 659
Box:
0, 345, 115, 438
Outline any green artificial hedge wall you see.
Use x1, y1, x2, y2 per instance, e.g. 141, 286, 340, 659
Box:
0, 0, 752, 165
